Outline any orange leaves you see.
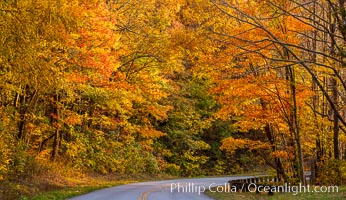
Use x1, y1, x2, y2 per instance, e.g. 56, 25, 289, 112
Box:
271, 150, 292, 159
285, 15, 313, 32
220, 137, 270, 154
146, 104, 173, 121
63, 111, 82, 126
66, 1, 121, 86
140, 127, 166, 139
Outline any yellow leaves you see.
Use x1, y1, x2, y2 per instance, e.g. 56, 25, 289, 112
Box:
0, 132, 12, 181
69, 33, 81, 41
35, 149, 51, 163
186, 139, 210, 150
312, 60, 337, 75
146, 104, 173, 121
180, 149, 209, 175
139, 140, 154, 151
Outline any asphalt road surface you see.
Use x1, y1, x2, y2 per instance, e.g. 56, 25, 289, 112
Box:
69, 176, 253, 200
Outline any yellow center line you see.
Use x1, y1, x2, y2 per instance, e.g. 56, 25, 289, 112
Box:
137, 184, 173, 200
137, 188, 161, 200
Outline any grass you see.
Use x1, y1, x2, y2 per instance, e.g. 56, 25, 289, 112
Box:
2, 173, 177, 200
205, 185, 346, 200
2, 168, 268, 200
23, 182, 130, 200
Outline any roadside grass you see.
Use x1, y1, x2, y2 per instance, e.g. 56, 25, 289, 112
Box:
8, 173, 176, 200
6, 172, 267, 200
23, 181, 131, 200
205, 185, 346, 200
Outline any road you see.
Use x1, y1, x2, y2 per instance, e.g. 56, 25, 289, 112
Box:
69, 176, 253, 200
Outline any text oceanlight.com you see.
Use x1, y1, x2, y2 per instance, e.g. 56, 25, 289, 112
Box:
169, 182, 339, 195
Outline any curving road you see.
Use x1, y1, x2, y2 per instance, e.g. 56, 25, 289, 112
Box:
69, 176, 253, 200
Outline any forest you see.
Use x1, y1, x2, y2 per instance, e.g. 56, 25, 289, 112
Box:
0, 0, 346, 198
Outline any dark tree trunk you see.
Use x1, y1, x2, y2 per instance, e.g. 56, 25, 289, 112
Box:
332, 78, 340, 159
51, 93, 60, 162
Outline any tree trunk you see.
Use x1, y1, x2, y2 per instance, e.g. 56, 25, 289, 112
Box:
51, 92, 60, 162
263, 124, 287, 181
328, 2, 340, 160
332, 77, 340, 159
51, 129, 60, 162
287, 65, 305, 185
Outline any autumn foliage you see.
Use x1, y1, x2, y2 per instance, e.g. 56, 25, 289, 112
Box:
1, 0, 346, 198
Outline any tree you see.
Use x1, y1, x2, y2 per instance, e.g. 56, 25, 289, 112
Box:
207, 0, 346, 183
